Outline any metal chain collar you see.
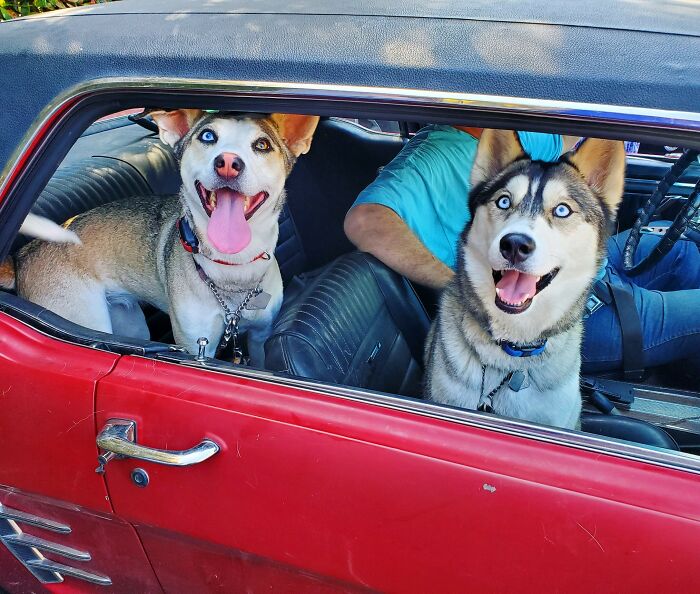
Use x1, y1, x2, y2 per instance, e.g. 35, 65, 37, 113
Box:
204, 279, 262, 359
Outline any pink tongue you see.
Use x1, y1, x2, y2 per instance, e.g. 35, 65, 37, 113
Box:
496, 270, 538, 304
207, 189, 251, 254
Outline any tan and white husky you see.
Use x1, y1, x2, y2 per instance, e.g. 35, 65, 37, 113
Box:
425, 130, 625, 429
0, 109, 319, 366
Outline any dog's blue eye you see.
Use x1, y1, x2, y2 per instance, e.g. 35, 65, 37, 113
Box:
553, 203, 572, 218
199, 129, 217, 144
496, 195, 511, 210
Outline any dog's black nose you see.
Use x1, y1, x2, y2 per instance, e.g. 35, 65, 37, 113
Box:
214, 152, 244, 179
500, 233, 536, 264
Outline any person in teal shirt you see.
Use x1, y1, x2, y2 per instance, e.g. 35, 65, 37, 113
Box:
351, 126, 563, 271
344, 126, 700, 377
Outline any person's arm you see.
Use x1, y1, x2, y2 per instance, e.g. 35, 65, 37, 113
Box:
517, 132, 581, 161
562, 135, 580, 153
344, 203, 454, 290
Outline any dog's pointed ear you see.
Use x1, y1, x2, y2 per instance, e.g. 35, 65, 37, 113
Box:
470, 129, 526, 188
569, 138, 625, 212
270, 114, 320, 157
150, 109, 204, 147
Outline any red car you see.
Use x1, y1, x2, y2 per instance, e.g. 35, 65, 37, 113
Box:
1, 1, 699, 592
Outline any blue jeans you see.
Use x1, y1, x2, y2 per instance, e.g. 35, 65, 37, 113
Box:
581, 229, 700, 375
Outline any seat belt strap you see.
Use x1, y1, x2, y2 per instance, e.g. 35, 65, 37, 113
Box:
584, 280, 613, 319
608, 282, 645, 381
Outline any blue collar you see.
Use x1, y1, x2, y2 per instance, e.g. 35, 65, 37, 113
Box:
499, 339, 547, 358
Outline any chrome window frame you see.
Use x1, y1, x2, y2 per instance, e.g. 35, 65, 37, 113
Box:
2, 77, 700, 476
3, 77, 700, 193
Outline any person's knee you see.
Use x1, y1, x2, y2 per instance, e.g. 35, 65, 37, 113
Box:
670, 234, 700, 263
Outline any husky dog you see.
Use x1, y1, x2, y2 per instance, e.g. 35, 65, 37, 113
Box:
0, 109, 319, 366
424, 130, 625, 429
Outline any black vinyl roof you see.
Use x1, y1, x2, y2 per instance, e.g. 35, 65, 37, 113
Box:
0, 0, 698, 172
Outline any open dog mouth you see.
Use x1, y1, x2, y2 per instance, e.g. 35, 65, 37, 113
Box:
492, 268, 559, 314
195, 181, 268, 219
194, 180, 269, 254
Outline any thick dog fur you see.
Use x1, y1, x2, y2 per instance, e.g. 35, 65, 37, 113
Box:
1, 110, 319, 366
425, 130, 625, 429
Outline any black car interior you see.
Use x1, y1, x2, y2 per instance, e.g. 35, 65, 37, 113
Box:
5, 114, 700, 453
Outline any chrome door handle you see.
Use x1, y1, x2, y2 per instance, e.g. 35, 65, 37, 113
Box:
95, 419, 220, 473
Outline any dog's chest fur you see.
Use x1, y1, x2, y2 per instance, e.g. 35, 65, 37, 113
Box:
425, 282, 582, 429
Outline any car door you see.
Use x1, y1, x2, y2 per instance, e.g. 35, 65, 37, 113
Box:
0, 308, 163, 592
96, 353, 700, 593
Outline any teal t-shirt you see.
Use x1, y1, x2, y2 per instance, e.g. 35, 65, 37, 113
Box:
353, 126, 564, 268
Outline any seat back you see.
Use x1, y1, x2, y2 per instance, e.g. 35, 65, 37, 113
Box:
265, 252, 430, 397
12, 156, 155, 253
283, 118, 403, 271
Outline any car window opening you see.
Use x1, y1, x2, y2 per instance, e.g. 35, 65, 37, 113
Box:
2, 106, 699, 458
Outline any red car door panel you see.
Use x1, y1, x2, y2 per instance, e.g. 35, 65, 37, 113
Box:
0, 313, 162, 592
97, 356, 700, 593
0, 312, 117, 512
136, 527, 369, 594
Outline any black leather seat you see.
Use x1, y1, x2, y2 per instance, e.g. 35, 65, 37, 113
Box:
265, 251, 430, 397
283, 118, 403, 272
580, 413, 678, 450
266, 252, 679, 450
12, 156, 155, 253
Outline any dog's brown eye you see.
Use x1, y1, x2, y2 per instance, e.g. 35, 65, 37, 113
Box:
253, 138, 272, 152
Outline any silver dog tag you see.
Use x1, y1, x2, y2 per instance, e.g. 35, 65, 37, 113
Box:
508, 370, 527, 392
245, 291, 272, 310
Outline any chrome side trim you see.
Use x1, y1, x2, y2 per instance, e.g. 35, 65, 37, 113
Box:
0, 502, 110, 586
0, 502, 70, 534
156, 352, 700, 476
0, 522, 62, 584
26, 559, 112, 587
3, 533, 91, 561
2, 77, 700, 195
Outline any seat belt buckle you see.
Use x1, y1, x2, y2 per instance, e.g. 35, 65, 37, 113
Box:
580, 376, 634, 408
583, 294, 604, 320
623, 368, 645, 382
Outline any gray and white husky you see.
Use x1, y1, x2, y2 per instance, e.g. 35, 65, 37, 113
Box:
424, 130, 625, 429
0, 109, 319, 366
